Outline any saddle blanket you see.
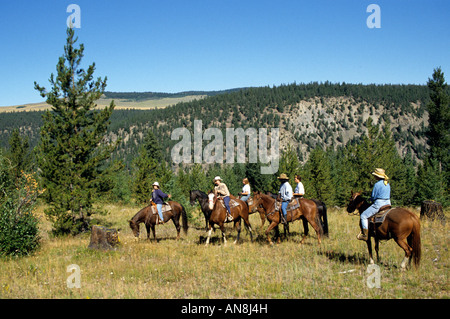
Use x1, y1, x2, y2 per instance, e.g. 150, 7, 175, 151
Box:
151, 203, 172, 215
369, 208, 393, 224
220, 198, 240, 209
274, 198, 300, 212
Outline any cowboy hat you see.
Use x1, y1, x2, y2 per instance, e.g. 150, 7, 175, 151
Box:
372, 168, 389, 185
277, 173, 289, 180
213, 176, 222, 181
371, 168, 388, 179
152, 181, 160, 187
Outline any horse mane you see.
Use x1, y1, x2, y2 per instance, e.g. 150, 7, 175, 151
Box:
191, 189, 208, 198
130, 204, 151, 222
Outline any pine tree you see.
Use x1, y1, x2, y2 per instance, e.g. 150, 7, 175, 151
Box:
303, 147, 334, 204
34, 28, 116, 235
7, 128, 31, 182
415, 158, 448, 205
132, 129, 170, 203
426, 67, 450, 185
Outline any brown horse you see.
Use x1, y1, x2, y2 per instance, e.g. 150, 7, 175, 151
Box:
252, 191, 323, 245
129, 201, 188, 242
347, 191, 421, 270
205, 192, 253, 246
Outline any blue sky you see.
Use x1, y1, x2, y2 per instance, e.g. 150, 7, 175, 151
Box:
0, 0, 449, 106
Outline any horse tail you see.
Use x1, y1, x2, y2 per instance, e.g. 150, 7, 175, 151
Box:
410, 214, 421, 268
314, 207, 324, 238
320, 202, 329, 237
181, 204, 189, 235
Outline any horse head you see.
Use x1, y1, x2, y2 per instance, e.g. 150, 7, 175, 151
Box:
347, 191, 364, 214
250, 191, 262, 213
189, 190, 197, 206
128, 219, 140, 238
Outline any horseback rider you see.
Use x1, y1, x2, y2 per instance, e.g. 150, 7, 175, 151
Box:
357, 168, 391, 241
277, 173, 293, 225
151, 182, 171, 225
239, 178, 251, 203
293, 174, 305, 198
213, 176, 233, 222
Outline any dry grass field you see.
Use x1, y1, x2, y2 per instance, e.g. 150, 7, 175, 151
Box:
0, 95, 206, 113
0, 203, 448, 299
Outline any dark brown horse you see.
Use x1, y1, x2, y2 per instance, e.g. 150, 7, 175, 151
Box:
252, 191, 323, 245
129, 201, 188, 242
347, 191, 421, 270
205, 192, 253, 246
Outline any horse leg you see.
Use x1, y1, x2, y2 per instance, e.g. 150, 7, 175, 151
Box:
145, 223, 151, 241
205, 224, 213, 246
375, 237, 380, 263
301, 216, 309, 237
395, 237, 413, 270
151, 224, 157, 243
283, 223, 289, 241
265, 221, 278, 246
220, 224, 227, 246
172, 216, 181, 240
204, 211, 209, 232
276, 225, 281, 244
241, 213, 254, 243
233, 220, 241, 244
302, 214, 322, 245
366, 237, 374, 264
258, 207, 266, 228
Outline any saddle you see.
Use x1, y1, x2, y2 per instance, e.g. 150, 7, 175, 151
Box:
219, 198, 240, 209
369, 205, 392, 224
274, 198, 300, 212
150, 202, 172, 216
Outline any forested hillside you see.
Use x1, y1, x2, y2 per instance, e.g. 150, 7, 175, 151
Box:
1, 81, 448, 209
0, 82, 432, 166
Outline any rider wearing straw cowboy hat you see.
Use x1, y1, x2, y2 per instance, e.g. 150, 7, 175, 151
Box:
213, 176, 233, 222
357, 168, 391, 241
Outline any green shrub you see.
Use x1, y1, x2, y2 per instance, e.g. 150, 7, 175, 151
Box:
0, 197, 40, 257
0, 153, 41, 257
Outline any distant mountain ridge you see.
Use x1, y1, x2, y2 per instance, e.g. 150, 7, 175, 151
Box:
102, 87, 249, 101
1, 82, 446, 169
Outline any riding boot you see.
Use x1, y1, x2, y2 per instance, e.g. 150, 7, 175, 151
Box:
357, 229, 369, 241
280, 213, 287, 225
226, 210, 233, 222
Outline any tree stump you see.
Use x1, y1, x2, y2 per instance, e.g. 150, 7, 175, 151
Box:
88, 225, 120, 250
420, 200, 445, 223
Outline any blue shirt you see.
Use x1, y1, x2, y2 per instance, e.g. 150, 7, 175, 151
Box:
152, 189, 168, 204
370, 180, 390, 201
279, 182, 293, 201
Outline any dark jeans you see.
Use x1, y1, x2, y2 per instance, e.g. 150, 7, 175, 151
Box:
223, 196, 231, 214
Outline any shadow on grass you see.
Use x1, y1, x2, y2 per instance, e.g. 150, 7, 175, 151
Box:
319, 250, 367, 265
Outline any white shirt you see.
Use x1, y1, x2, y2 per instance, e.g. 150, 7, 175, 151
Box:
279, 182, 293, 201
242, 184, 251, 195
295, 182, 305, 195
